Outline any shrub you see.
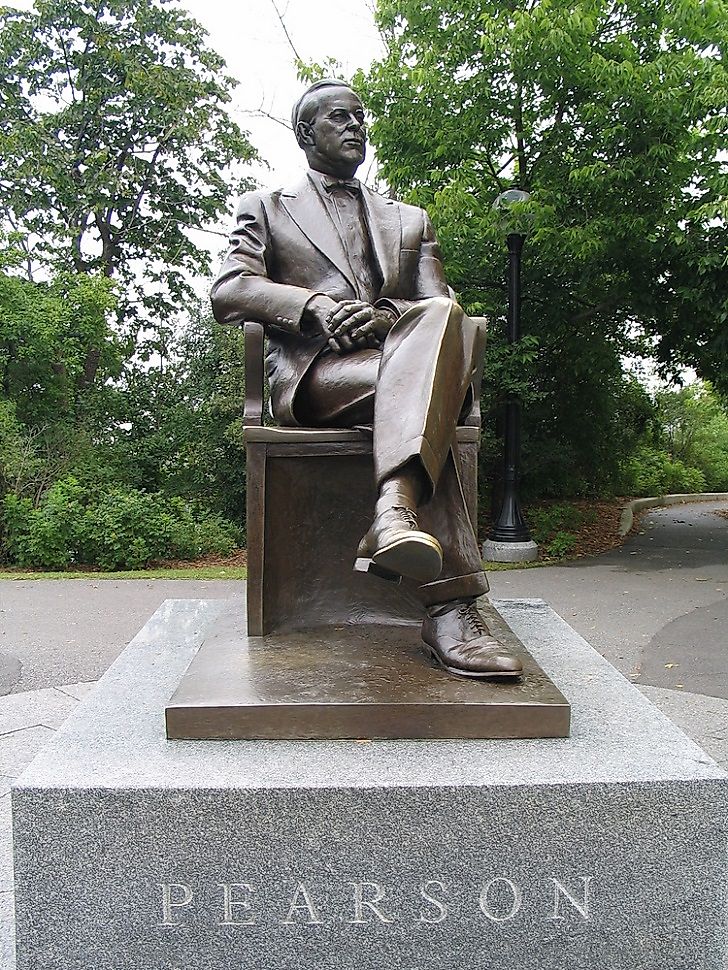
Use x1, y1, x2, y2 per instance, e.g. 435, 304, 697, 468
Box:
544, 530, 578, 560
2, 478, 86, 568
0, 476, 242, 570
521, 502, 595, 560
619, 446, 707, 497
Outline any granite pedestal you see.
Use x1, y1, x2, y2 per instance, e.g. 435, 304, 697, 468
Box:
12, 598, 728, 970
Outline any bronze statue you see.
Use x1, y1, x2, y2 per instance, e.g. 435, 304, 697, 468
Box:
212, 80, 522, 679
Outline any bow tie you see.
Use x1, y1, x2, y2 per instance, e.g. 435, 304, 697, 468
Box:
321, 176, 361, 195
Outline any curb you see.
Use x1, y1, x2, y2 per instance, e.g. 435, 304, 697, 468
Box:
619, 492, 728, 537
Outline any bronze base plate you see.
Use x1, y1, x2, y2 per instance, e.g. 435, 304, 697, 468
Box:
165, 604, 570, 740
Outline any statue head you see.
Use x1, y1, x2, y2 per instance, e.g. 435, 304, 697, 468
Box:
292, 80, 366, 179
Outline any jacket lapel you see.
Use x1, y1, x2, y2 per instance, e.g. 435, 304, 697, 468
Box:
279, 176, 355, 288
361, 187, 402, 295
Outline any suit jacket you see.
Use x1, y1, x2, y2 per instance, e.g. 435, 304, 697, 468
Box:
211, 172, 450, 425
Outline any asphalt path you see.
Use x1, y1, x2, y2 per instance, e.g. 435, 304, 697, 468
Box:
0, 498, 726, 698
488, 498, 728, 698
0, 579, 245, 695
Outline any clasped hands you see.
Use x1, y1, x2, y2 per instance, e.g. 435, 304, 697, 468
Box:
303, 295, 395, 354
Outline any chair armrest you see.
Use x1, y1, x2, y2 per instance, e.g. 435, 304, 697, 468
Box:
463, 315, 487, 429
243, 322, 265, 428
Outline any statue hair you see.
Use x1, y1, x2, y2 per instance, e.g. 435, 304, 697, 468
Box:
291, 79, 359, 146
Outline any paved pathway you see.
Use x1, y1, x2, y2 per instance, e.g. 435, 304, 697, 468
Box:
488, 499, 728, 697
1, 498, 727, 967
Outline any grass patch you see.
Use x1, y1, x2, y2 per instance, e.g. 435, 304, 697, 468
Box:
482, 558, 550, 571
0, 565, 247, 581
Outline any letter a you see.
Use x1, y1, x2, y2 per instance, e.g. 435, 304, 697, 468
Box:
281, 882, 323, 925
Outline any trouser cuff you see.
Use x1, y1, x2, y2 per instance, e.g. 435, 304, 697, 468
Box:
418, 569, 489, 608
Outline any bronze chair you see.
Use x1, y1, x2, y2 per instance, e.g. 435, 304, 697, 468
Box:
242, 318, 487, 636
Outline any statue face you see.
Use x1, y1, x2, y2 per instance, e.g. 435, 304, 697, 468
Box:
300, 87, 366, 178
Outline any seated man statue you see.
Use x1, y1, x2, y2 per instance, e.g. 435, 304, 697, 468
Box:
211, 79, 522, 679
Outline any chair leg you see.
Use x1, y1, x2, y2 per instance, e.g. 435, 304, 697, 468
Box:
453, 439, 479, 533
245, 443, 267, 636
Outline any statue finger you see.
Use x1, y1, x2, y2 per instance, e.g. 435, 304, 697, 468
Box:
337, 332, 357, 352
327, 301, 368, 328
349, 319, 374, 340
330, 309, 372, 336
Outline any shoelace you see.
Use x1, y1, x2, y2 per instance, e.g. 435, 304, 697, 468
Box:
393, 506, 418, 529
458, 603, 489, 637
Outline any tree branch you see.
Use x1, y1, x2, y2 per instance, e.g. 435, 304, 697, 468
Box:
571, 296, 621, 324
268, 0, 303, 62
242, 105, 293, 131
56, 29, 77, 102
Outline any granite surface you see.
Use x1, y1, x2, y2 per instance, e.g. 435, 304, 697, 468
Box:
12, 597, 728, 969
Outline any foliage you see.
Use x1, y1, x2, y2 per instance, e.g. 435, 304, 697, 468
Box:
618, 381, 728, 495
0, 234, 123, 504
543, 530, 578, 559
619, 443, 706, 495
527, 502, 595, 539
0, 240, 120, 427
102, 306, 247, 523
1, 476, 242, 571
0, 564, 247, 580
0, 3, 255, 569
361, 0, 728, 493
0, 0, 257, 334
654, 383, 728, 490
525, 501, 594, 557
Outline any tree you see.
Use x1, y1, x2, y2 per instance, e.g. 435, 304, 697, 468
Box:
0, 233, 120, 503
0, 0, 257, 355
361, 0, 728, 493
105, 306, 247, 523
655, 382, 728, 490
0, 2, 256, 563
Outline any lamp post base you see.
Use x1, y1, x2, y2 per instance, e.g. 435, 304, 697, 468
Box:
482, 539, 539, 563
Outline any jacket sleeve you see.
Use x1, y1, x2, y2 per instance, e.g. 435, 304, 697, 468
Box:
375, 209, 451, 319
210, 191, 319, 334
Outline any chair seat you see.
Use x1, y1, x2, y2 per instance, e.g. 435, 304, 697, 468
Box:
243, 425, 480, 444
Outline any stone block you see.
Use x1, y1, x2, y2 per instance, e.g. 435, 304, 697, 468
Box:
12, 597, 728, 970
482, 539, 539, 562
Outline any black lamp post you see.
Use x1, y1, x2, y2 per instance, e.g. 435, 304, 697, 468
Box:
486, 189, 536, 556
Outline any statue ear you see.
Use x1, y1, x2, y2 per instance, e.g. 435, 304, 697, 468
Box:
296, 121, 315, 148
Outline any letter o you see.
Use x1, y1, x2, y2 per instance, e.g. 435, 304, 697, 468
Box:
479, 878, 522, 923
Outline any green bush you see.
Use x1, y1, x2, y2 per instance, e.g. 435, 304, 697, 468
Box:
521, 502, 595, 560
528, 503, 580, 542
3, 478, 86, 569
619, 445, 707, 497
1, 476, 242, 570
544, 530, 578, 560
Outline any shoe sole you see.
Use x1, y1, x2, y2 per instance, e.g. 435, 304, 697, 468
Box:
353, 557, 402, 583
423, 644, 523, 680
372, 531, 443, 583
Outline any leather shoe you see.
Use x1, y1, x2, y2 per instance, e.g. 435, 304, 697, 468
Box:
421, 599, 523, 678
356, 499, 442, 583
